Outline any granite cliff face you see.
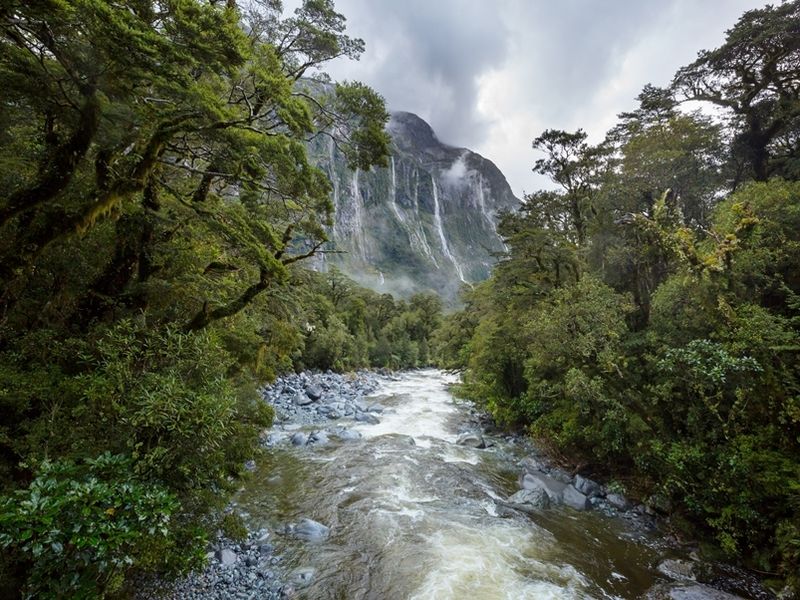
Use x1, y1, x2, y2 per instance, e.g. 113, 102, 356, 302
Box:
314, 111, 519, 302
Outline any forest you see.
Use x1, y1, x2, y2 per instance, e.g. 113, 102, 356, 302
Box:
0, 0, 798, 597
436, 1, 800, 591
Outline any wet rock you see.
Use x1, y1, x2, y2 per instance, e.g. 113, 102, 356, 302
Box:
366, 404, 384, 413
216, 548, 237, 566
520, 471, 567, 503
292, 518, 329, 542
290, 567, 315, 587
606, 492, 631, 511
645, 583, 744, 599
290, 432, 308, 446
658, 559, 697, 581
573, 474, 602, 498
562, 484, 591, 511
331, 427, 362, 442
507, 488, 550, 511
355, 412, 380, 425
455, 431, 486, 448
518, 455, 548, 474
549, 467, 573, 484
309, 431, 329, 445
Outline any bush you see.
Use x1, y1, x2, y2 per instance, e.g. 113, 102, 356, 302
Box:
0, 454, 181, 598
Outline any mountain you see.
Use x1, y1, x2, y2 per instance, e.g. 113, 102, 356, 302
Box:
313, 111, 520, 302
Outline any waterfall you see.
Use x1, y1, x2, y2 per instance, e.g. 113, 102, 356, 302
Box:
392, 160, 438, 268
431, 175, 467, 283
351, 169, 367, 261
378, 271, 385, 286
389, 156, 407, 228
329, 138, 341, 244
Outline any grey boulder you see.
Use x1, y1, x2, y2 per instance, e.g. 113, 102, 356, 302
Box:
216, 548, 237, 566
507, 488, 551, 511
292, 518, 330, 542
573, 474, 602, 498
520, 471, 567, 503
562, 484, 591, 511
455, 432, 486, 449
305, 384, 323, 401
290, 432, 308, 446
294, 392, 313, 406
606, 492, 631, 510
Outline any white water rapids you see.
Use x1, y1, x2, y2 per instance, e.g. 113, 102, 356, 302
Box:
239, 370, 667, 599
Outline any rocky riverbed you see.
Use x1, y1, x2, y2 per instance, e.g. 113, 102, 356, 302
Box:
140, 369, 781, 600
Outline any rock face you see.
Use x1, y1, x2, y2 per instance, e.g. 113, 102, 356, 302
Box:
311, 111, 520, 303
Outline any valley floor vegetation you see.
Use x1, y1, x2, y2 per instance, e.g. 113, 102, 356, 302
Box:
435, 2, 800, 592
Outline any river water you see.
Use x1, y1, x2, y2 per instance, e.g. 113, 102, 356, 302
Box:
238, 369, 671, 599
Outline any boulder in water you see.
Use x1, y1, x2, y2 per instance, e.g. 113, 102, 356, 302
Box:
290, 432, 308, 446
507, 488, 550, 511
455, 431, 486, 448
292, 518, 330, 542
355, 412, 380, 425
520, 471, 567, 503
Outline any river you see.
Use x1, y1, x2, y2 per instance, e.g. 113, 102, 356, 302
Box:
233, 369, 687, 599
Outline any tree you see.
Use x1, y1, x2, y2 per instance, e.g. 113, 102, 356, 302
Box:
532, 129, 609, 245
0, 0, 390, 333
672, 1, 800, 182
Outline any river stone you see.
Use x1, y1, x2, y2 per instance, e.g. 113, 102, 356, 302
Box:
291, 567, 316, 587
562, 484, 591, 511
520, 471, 567, 503
355, 412, 380, 425
518, 455, 548, 474
216, 548, 237, 566
645, 583, 743, 599
606, 492, 631, 510
293, 518, 329, 542
573, 474, 602, 498
290, 432, 308, 446
294, 391, 313, 406
549, 467, 573, 484
455, 431, 486, 448
366, 404, 384, 413
332, 428, 362, 441
508, 488, 550, 511
305, 383, 323, 401
309, 431, 329, 445
657, 559, 697, 581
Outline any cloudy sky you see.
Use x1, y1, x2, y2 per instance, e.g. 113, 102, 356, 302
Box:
295, 0, 770, 197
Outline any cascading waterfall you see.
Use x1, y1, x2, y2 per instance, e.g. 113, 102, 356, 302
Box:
475, 174, 508, 253
391, 158, 438, 268
328, 137, 341, 245
431, 174, 467, 283
351, 168, 368, 261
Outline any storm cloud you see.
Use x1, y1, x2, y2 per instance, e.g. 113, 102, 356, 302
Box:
296, 0, 772, 196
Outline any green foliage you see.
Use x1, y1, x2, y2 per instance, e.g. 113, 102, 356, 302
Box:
0, 454, 183, 598
0, 1, 389, 595
296, 269, 443, 371
446, 33, 800, 588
